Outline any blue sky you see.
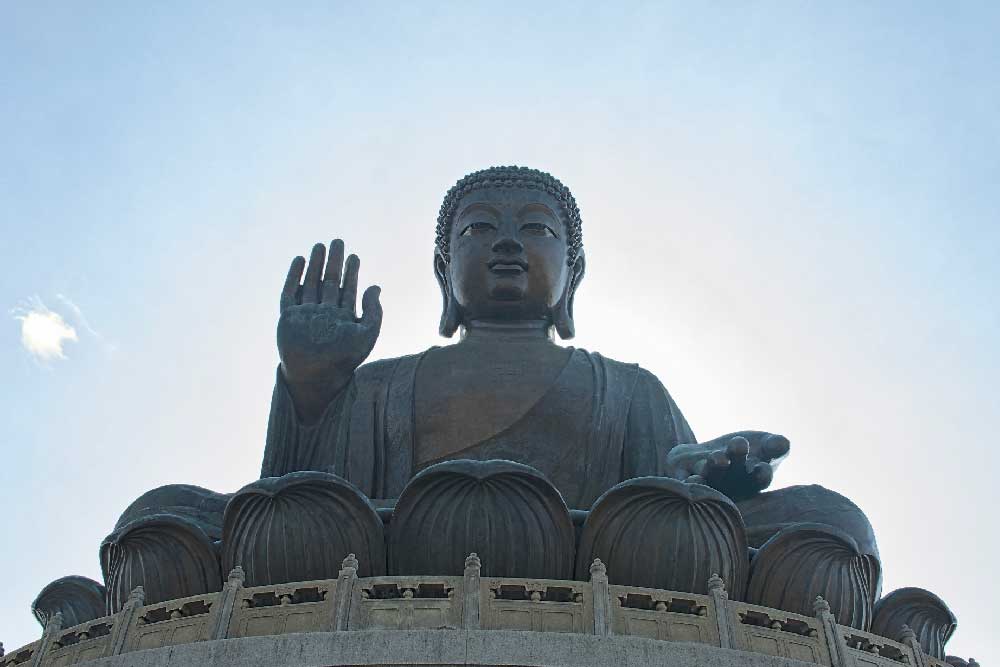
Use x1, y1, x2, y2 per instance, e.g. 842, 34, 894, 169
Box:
2, 2, 997, 660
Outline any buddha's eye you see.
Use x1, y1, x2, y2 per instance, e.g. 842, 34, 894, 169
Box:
460, 221, 495, 236
520, 222, 557, 238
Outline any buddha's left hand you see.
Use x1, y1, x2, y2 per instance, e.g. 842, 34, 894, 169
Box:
665, 431, 790, 502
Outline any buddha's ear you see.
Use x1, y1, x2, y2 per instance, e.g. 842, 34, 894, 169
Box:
435, 252, 462, 338
553, 252, 586, 340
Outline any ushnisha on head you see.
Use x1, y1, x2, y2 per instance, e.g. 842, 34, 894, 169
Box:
434, 166, 586, 339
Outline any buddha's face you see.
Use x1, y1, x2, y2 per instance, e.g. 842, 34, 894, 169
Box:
443, 187, 571, 324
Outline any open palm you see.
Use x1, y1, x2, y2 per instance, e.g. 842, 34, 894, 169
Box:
278, 240, 382, 390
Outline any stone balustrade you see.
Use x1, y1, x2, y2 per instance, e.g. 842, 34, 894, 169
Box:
0, 555, 950, 667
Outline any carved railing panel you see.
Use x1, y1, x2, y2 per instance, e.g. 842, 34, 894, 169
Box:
0, 641, 39, 666
227, 579, 336, 639
125, 592, 218, 652
843, 627, 918, 667
350, 576, 463, 630
609, 584, 717, 644
730, 600, 832, 666
480, 578, 592, 634
39, 615, 115, 666
1, 574, 961, 667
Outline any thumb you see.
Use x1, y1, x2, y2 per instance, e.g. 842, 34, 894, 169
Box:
360, 285, 383, 330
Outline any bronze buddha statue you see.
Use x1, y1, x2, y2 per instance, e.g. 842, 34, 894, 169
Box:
264, 167, 794, 506
262, 166, 873, 548
78, 167, 926, 642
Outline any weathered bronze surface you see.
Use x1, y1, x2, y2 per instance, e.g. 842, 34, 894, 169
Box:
262, 167, 792, 510
46, 166, 956, 656
576, 476, 748, 598
222, 472, 385, 586
388, 459, 575, 579
872, 587, 957, 659
31, 576, 106, 629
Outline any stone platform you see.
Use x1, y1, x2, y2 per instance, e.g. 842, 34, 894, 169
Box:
2, 556, 943, 667
41, 630, 832, 667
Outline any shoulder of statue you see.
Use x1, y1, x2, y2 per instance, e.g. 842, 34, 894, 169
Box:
577, 349, 646, 377
353, 349, 437, 385
572, 349, 656, 395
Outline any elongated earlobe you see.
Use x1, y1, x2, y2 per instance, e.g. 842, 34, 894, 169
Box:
434, 254, 462, 337
553, 254, 585, 340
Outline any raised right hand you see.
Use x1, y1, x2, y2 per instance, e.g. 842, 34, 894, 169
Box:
277, 240, 382, 414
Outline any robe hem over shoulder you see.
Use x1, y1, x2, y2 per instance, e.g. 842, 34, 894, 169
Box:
262, 348, 695, 510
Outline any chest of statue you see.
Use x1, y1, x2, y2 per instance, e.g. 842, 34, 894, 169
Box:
412, 342, 583, 469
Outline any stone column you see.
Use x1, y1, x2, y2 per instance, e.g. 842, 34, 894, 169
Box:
29, 611, 62, 667
208, 566, 245, 640
463, 553, 482, 630
900, 625, 928, 667
332, 554, 359, 631
815, 596, 855, 667
707, 573, 735, 649
590, 559, 612, 637
107, 586, 144, 657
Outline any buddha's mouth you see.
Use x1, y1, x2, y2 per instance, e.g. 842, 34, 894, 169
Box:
488, 259, 529, 274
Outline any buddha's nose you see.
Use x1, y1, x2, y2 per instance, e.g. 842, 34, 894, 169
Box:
491, 234, 524, 254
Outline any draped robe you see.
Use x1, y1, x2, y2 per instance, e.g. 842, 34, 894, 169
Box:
261, 347, 696, 509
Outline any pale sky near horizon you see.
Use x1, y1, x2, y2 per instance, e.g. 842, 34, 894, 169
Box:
2, 2, 998, 660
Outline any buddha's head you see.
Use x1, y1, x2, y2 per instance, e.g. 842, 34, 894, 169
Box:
435, 166, 586, 339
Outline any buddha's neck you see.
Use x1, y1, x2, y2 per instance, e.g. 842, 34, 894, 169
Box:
460, 319, 554, 343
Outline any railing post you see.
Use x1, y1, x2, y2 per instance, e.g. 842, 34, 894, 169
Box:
106, 586, 144, 657
815, 596, 855, 667
900, 625, 928, 667
332, 553, 359, 631
209, 566, 245, 640
590, 559, 612, 637
463, 553, 482, 630
708, 573, 735, 649
29, 611, 62, 667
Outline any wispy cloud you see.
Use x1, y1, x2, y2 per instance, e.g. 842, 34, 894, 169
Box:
55, 293, 117, 355
12, 297, 78, 362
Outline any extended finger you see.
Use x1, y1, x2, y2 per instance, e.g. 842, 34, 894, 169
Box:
341, 254, 360, 313
751, 462, 774, 489
322, 239, 345, 302
302, 243, 325, 304
727, 436, 750, 471
700, 448, 732, 489
280, 256, 306, 312
761, 434, 790, 461
360, 285, 382, 331
708, 449, 731, 470
685, 474, 706, 485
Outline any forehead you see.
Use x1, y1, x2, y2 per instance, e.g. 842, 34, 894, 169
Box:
454, 187, 563, 221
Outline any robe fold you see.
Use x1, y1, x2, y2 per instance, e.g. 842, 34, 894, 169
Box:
261, 348, 696, 509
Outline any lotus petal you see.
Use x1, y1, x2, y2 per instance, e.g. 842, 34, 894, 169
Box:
388, 459, 574, 579
747, 522, 880, 630
222, 471, 385, 585
32, 576, 107, 628
576, 477, 748, 597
